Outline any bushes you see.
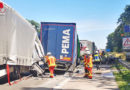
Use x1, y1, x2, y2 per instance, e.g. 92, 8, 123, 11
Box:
113, 62, 130, 90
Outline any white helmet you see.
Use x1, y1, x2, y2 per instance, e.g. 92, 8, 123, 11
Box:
47, 52, 51, 56
85, 48, 89, 51
95, 51, 98, 53
86, 51, 90, 54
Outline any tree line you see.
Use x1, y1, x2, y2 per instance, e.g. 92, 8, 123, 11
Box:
106, 5, 130, 52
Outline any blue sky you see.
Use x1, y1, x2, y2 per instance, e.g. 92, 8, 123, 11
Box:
2, 0, 130, 49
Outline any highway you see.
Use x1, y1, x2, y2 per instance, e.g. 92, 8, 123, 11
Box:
0, 65, 118, 90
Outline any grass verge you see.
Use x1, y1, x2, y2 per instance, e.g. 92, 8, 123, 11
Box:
113, 62, 130, 90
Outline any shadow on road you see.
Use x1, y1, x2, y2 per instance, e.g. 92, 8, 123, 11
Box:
22, 87, 80, 90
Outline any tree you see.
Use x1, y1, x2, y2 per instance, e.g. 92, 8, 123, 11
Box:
106, 5, 130, 52
118, 5, 130, 25
113, 25, 123, 52
27, 19, 40, 33
106, 32, 114, 51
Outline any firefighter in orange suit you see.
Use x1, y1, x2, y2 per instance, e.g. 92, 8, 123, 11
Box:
45, 52, 56, 78
84, 49, 93, 79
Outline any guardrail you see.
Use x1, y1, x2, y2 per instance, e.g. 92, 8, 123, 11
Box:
105, 56, 130, 70
118, 59, 130, 70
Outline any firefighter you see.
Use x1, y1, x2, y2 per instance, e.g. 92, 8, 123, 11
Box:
99, 50, 102, 56
84, 49, 93, 79
94, 51, 101, 70
45, 52, 56, 78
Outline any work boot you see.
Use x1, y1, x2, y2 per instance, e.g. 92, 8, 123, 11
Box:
50, 76, 54, 78
88, 76, 92, 79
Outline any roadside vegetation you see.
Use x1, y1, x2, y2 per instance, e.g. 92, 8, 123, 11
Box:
113, 62, 130, 90
107, 52, 126, 60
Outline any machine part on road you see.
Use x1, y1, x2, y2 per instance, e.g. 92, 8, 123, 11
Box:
31, 62, 45, 77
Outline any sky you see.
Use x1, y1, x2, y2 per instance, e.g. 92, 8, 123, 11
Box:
2, 0, 130, 49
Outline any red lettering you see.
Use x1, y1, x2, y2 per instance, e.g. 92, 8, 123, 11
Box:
0, 2, 4, 9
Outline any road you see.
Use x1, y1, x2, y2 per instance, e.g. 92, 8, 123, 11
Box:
0, 65, 119, 90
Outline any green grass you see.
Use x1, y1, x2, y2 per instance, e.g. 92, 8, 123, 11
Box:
113, 63, 130, 90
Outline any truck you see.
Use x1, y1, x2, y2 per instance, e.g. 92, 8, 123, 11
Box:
80, 40, 96, 56
0, 1, 45, 85
40, 22, 79, 71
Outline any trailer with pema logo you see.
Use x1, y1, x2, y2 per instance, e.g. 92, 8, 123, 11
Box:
40, 22, 79, 71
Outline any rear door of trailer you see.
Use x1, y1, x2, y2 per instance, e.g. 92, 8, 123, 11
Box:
41, 22, 76, 64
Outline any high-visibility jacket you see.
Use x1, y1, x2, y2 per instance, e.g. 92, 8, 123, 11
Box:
84, 55, 93, 68
94, 54, 100, 62
99, 51, 102, 56
46, 56, 56, 67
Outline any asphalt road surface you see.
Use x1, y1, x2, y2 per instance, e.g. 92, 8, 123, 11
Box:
0, 65, 119, 90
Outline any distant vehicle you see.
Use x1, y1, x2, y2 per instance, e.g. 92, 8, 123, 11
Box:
40, 22, 80, 71
80, 40, 97, 56
0, 1, 44, 84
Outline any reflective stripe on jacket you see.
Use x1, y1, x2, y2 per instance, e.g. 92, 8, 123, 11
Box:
94, 54, 100, 62
47, 56, 56, 67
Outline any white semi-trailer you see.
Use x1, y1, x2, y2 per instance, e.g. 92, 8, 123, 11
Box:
0, 1, 44, 85
80, 40, 96, 56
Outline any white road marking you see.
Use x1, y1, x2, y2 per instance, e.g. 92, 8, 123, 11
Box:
53, 72, 78, 89
36, 78, 55, 87
53, 77, 71, 89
